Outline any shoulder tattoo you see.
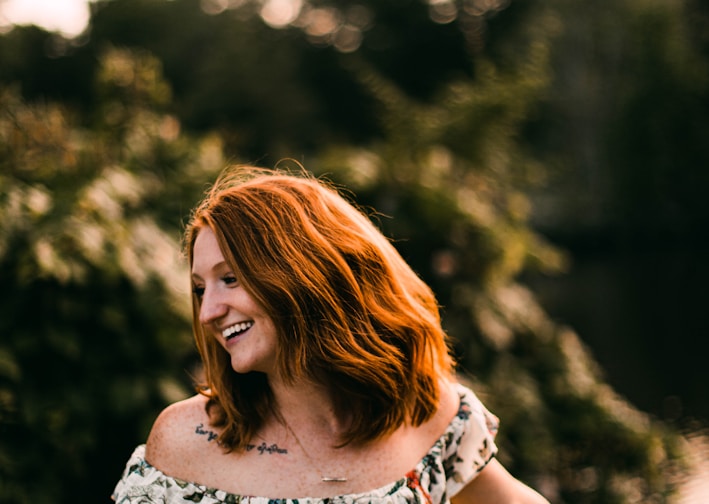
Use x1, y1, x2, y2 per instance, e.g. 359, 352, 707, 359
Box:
195, 423, 219, 442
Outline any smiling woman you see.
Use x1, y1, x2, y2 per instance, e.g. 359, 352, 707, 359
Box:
0, 0, 91, 36
112, 164, 550, 503
190, 226, 280, 376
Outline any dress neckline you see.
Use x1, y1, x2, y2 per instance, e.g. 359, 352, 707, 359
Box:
129, 383, 473, 501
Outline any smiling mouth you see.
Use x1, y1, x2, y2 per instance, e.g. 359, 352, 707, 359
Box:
222, 321, 254, 341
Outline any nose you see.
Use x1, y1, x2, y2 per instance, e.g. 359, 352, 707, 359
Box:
198, 287, 228, 326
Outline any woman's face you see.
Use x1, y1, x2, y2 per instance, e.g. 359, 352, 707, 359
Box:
191, 226, 279, 376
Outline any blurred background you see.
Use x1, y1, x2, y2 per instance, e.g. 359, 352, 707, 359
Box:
0, 0, 707, 502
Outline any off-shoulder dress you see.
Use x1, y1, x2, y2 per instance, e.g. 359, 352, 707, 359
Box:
112, 383, 498, 504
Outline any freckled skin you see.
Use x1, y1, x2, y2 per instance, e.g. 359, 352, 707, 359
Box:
144, 379, 548, 502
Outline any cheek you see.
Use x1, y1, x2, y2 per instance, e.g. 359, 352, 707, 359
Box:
238, 291, 269, 318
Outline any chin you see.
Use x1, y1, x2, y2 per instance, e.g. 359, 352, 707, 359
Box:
229, 358, 272, 376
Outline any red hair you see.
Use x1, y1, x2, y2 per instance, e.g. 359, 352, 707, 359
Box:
184, 166, 454, 451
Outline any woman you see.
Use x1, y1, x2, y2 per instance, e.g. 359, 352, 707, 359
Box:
113, 166, 549, 503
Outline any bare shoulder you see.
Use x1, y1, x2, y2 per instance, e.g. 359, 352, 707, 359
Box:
414, 377, 462, 442
145, 394, 218, 474
437, 377, 462, 424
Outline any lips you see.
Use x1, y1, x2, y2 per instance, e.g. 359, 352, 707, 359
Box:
222, 321, 254, 341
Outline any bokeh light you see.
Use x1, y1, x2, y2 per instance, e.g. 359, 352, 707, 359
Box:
0, 0, 92, 37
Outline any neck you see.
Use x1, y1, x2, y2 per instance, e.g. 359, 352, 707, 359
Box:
267, 375, 349, 442
266, 376, 355, 485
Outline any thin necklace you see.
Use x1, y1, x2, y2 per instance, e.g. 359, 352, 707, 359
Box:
282, 419, 348, 483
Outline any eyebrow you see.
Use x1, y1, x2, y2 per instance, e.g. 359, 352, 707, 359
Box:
191, 260, 229, 281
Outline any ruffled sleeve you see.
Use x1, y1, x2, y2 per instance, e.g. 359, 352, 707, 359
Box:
112, 445, 167, 503
113, 385, 499, 504
442, 384, 499, 499
112, 445, 256, 504
112, 445, 231, 504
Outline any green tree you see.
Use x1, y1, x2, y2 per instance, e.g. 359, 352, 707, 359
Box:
308, 4, 685, 500
0, 0, 701, 501
0, 48, 219, 503
524, 0, 709, 241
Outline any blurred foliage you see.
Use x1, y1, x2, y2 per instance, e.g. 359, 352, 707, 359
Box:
605, 0, 709, 240
309, 5, 684, 501
1, 0, 705, 502
0, 49, 223, 503
525, 0, 709, 244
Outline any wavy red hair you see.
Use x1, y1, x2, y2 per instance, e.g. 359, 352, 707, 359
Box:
184, 165, 454, 451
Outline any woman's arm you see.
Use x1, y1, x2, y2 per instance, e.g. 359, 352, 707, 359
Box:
451, 459, 550, 504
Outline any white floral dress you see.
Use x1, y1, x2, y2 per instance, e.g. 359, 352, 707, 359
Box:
112, 384, 498, 504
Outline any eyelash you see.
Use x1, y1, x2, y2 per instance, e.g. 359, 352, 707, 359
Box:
192, 276, 237, 299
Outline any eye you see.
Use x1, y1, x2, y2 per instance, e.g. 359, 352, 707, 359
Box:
192, 285, 205, 298
222, 275, 238, 286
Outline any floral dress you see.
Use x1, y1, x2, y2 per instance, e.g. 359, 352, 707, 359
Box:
112, 384, 498, 504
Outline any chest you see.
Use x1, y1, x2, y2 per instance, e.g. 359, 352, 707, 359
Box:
189, 428, 440, 498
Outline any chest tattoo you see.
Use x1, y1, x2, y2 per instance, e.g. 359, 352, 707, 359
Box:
246, 441, 288, 455
194, 424, 288, 454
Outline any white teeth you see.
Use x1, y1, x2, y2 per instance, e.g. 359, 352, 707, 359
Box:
222, 321, 254, 339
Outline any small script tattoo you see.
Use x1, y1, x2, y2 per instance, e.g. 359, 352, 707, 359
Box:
195, 424, 287, 454
246, 441, 288, 455
195, 423, 219, 442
